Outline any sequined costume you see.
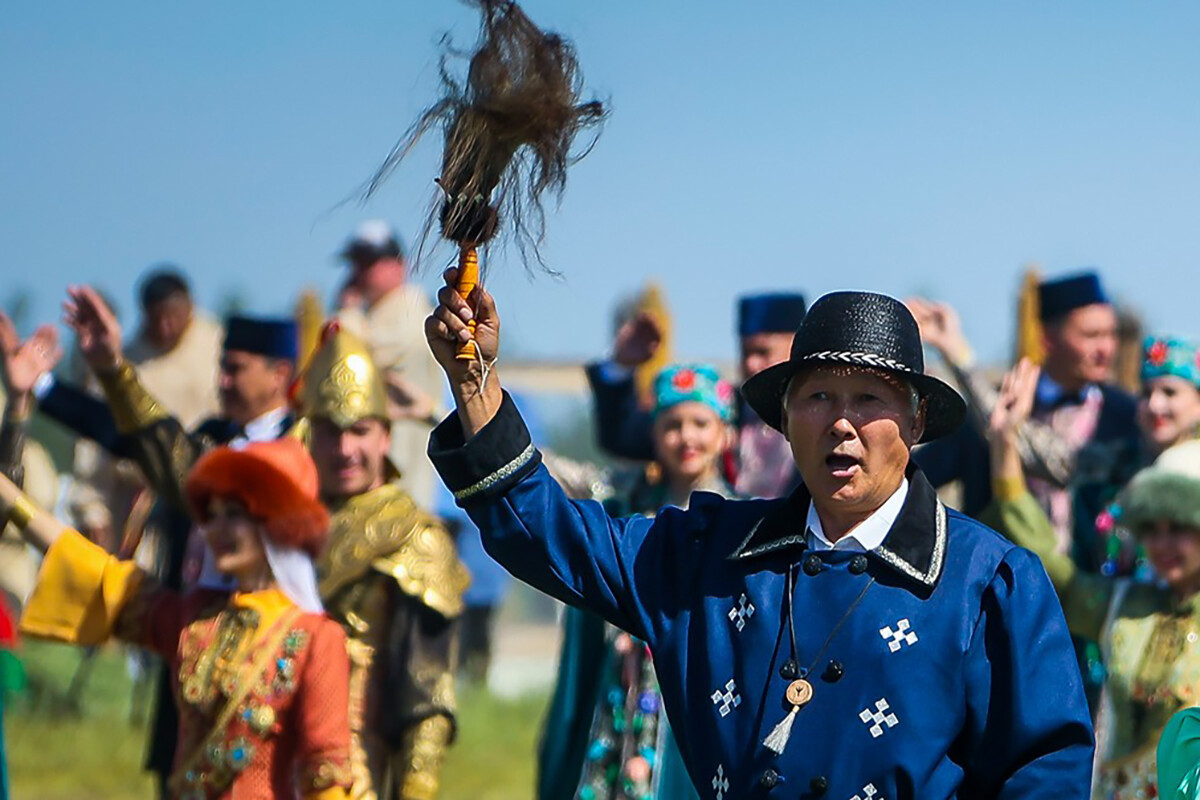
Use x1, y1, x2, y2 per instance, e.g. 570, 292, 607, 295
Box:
319, 484, 467, 800
299, 324, 469, 800
20, 530, 352, 799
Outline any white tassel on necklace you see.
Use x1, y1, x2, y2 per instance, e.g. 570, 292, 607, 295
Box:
762, 704, 799, 755
762, 678, 813, 755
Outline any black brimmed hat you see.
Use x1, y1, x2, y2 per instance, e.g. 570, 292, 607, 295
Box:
741, 291, 966, 443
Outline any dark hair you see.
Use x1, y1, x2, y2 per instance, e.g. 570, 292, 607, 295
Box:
138, 267, 191, 311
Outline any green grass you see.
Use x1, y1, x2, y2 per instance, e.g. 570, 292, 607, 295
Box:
6, 641, 154, 800
4, 641, 549, 800
442, 687, 548, 799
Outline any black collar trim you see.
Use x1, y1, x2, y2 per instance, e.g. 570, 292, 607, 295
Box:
727, 466, 947, 589
874, 497, 946, 587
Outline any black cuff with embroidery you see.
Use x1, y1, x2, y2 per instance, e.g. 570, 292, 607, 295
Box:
428, 391, 542, 505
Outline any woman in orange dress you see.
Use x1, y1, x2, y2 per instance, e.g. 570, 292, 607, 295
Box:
0, 438, 353, 800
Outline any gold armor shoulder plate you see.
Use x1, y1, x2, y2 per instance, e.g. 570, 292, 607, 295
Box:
320, 484, 469, 618
98, 360, 170, 433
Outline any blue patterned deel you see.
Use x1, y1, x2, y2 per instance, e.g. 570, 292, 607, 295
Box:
429, 393, 1094, 799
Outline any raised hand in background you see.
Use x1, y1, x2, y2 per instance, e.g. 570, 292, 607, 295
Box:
612, 310, 663, 368
0, 313, 62, 414
987, 357, 1041, 482
62, 285, 124, 372
906, 296, 972, 367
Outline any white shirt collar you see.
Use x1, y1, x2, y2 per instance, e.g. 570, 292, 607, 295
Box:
806, 478, 909, 552
235, 405, 290, 446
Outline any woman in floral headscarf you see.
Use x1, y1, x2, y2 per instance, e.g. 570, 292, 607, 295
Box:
1093, 336, 1200, 577
539, 364, 736, 800
1138, 336, 1200, 455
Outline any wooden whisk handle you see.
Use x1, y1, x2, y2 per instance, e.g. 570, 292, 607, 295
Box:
455, 245, 480, 360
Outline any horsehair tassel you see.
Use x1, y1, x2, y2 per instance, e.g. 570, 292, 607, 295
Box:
762, 705, 798, 755
455, 244, 480, 361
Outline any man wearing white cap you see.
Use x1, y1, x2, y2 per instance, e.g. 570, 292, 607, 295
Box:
336, 220, 445, 513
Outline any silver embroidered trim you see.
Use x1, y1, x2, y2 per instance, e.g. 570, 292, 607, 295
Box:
876, 498, 946, 587
730, 516, 809, 560
729, 493, 948, 585
453, 443, 536, 501
802, 350, 915, 373
729, 518, 764, 559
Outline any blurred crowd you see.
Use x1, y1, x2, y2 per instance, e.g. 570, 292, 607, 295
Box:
0, 228, 1199, 800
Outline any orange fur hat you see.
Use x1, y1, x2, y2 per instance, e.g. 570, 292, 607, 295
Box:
185, 439, 330, 558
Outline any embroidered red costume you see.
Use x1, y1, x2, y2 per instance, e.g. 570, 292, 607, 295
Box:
21, 528, 353, 800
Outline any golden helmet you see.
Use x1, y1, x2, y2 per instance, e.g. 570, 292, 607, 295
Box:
296, 322, 388, 428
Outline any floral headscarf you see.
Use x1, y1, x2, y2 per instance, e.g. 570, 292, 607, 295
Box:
1142, 335, 1200, 387
652, 364, 734, 422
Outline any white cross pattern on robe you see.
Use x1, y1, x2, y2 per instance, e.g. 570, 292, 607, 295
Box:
712, 764, 729, 799
878, 618, 918, 653
727, 593, 755, 631
710, 679, 741, 717
850, 783, 882, 800
859, 698, 900, 738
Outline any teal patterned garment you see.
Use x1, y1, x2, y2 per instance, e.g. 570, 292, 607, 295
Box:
574, 621, 686, 800
536, 471, 731, 800
1159, 708, 1200, 800
539, 607, 700, 800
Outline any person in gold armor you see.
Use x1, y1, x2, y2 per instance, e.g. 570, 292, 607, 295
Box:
299, 322, 469, 800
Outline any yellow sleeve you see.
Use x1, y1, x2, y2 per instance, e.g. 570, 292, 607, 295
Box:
20, 529, 145, 646
305, 789, 350, 800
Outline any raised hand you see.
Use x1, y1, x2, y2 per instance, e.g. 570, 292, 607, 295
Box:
62, 285, 123, 372
989, 357, 1040, 443
425, 267, 502, 435
905, 297, 971, 366
0, 313, 62, 399
987, 357, 1040, 485
612, 311, 663, 368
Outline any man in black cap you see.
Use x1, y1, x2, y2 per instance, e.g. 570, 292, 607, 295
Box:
8, 285, 299, 797
424, 277, 1093, 798
587, 291, 807, 498
909, 270, 1139, 566
336, 220, 445, 513
909, 272, 1140, 715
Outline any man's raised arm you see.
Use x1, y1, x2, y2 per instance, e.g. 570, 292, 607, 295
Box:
423, 271, 703, 645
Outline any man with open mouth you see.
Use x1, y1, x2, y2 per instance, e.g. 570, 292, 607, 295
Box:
425, 280, 1095, 799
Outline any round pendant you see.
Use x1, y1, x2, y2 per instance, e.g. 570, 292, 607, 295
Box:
786, 678, 813, 707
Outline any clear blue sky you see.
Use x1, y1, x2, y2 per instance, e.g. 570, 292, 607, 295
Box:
4, 2, 1200, 365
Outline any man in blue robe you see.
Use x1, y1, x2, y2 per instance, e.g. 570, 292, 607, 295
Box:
424, 279, 1094, 798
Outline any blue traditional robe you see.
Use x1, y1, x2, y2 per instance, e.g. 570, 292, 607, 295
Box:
431, 393, 1094, 799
